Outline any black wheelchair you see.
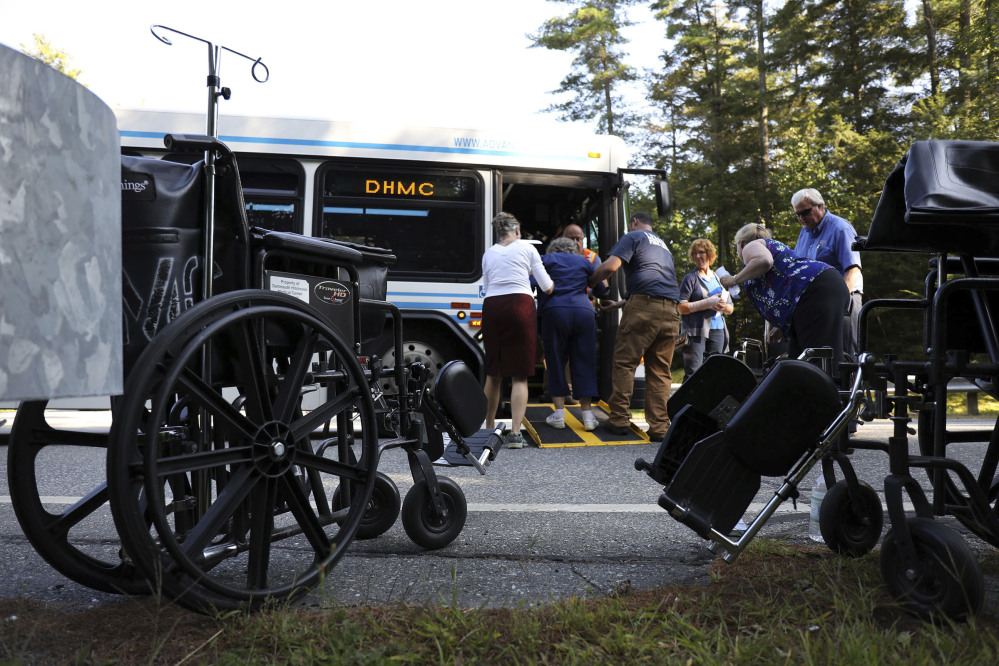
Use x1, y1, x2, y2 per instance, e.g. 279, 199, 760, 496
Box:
639, 140, 999, 622
6, 132, 501, 613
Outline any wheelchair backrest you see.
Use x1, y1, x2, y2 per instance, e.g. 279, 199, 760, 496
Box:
120, 154, 251, 373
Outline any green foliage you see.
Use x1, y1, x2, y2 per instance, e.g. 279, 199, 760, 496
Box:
19, 33, 83, 81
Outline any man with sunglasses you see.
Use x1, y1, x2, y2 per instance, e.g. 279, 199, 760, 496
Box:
791, 188, 863, 359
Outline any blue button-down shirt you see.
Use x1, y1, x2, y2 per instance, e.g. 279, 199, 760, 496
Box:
794, 210, 863, 293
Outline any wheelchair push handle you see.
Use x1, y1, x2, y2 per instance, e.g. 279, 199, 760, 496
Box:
163, 133, 225, 153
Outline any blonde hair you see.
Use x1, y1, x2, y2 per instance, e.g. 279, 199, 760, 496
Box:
688, 238, 717, 264
733, 223, 772, 246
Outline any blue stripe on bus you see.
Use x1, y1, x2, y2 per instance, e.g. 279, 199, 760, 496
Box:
119, 131, 590, 162
388, 292, 482, 299
391, 301, 482, 310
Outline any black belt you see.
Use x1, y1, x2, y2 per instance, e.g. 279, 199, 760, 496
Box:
630, 294, 678, 304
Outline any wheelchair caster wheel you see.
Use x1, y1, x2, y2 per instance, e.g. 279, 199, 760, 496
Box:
819, 480, 883, 557
333, 472, 400, 540
401, 476, 467, 549
880, 517, 983, 621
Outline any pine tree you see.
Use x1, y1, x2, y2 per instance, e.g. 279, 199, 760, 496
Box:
530, 0, 641, 138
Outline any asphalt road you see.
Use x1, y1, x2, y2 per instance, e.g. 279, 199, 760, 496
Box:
1, 412, 997, 613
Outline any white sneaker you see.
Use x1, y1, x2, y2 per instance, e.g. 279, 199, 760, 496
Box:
545, 412, 565, 429
582, 418, 598, 431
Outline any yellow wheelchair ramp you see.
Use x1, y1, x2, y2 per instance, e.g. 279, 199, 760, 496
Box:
522, 402, 650, 448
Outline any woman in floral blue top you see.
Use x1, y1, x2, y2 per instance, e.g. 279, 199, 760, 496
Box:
718, 223, 850, 376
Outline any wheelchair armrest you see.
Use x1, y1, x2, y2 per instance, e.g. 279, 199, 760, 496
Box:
252, 229, 366, 265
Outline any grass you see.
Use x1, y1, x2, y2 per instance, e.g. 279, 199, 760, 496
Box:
2, 540, 998, 664
948, 391, 999, 416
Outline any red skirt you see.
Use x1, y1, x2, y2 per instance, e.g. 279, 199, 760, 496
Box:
482, 293, 538, 377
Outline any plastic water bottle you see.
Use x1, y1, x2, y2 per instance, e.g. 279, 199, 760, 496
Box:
808, 475, 826, 543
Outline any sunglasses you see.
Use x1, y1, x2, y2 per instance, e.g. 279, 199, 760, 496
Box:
794, 206, 815, 218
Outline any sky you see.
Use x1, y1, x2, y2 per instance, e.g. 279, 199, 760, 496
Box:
0, 0, 664, 132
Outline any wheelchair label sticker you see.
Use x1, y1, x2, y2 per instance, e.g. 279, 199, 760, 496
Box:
269, 275, 310, 303
315, 281, 351, 305
121, 171, 156, 201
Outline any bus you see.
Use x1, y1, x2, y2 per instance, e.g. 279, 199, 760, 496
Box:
115, 109, 668, 401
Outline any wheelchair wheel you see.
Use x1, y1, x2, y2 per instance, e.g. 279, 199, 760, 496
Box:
332, 471, 400, 539
401, 476, 467, 549
6, 400, 148, 595
819, 480, 883, 557
917, 410, 999, 547
880, 517, 983, 621
107, 290, 378, 613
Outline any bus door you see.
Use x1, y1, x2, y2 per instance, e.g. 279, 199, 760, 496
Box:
495, 170, 619, 400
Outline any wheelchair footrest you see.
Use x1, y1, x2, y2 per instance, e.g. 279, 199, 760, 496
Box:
434, 428, 503, 470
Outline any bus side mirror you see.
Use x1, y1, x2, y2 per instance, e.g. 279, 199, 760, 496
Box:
655, 180, 672, 218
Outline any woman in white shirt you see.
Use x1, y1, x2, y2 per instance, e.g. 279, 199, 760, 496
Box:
481, 212, 554, 448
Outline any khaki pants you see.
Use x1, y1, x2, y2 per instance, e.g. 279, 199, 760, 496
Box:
607, 294, 680, 435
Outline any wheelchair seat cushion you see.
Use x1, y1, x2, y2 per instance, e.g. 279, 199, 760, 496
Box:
433, 360, 487, 438
724, 360, 841, 476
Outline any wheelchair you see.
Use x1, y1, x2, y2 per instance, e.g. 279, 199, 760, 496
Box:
6, 131, 501, 613
639, 140, 999, 622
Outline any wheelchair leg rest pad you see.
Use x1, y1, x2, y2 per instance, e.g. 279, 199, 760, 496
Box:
435, 429, 504, 467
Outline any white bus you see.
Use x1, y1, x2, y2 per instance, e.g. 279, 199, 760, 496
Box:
115, 109, 667, 401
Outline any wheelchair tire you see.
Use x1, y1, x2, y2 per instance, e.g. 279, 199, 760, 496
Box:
6, 400, 149, 596
818, 480, 883, 557
332, 471, 400, 540
401, 476, 467, 550
107, 289, 378, 613
880, 517, 983, 622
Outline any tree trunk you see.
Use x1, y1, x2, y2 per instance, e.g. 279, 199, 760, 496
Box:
922, 0, 939, 96
960, 0, 972, 108
755, 0, 770, 223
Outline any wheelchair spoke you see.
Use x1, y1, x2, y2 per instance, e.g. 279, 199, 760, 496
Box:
295, 448, 370, 482
49, 484, 111, 537
228, 315, 275, 423
151, 444, 253, 477
170, 365, 259, 440
278, 473, 332, 556
289, 388, 363, 443
246, 477, 278, 589
175, 465, 257, 562
272, 330, 320, 424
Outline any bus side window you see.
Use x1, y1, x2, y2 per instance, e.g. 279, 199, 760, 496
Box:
238, 157, 305, 234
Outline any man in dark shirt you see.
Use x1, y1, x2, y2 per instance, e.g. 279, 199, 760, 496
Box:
589, 211, 681, 440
